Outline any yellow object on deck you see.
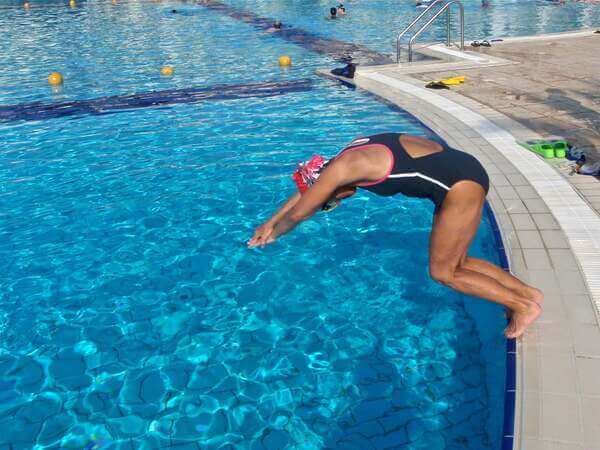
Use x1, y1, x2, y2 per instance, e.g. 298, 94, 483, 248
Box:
439, 76, 465, 86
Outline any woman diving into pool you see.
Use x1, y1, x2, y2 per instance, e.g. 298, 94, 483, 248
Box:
248, 133, 543, 338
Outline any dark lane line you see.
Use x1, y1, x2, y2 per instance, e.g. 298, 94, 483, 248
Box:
198, 0, 393, 66
0, 79, 314, 123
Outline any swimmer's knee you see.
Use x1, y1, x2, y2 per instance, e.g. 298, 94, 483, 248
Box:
429, 263, 455, 286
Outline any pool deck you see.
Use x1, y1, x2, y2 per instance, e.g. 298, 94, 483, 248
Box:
412, 32, 600, 163
319, 29, 600, 450
409, 31, 600, 216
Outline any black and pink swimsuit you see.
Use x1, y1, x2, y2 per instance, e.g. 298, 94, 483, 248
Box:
337, 133, 489, 210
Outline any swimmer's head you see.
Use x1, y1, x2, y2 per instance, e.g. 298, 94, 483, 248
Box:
273, 20, 282, 29
292, 155, 355, 212
292, 155, 328, 193
330, 7, 337, 16
171, 9, 177, 13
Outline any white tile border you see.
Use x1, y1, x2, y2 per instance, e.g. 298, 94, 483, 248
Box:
426, 44, 489, 62
358, 71, 600, 317
490, 28, 597, 44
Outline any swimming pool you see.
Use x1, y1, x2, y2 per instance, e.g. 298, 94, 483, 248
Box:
0, 1, 515, 449
220, 0, 600, 54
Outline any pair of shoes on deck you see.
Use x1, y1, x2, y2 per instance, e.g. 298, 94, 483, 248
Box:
470, 40, 491, 47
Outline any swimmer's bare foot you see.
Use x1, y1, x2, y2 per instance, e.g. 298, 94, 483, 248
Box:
506, 287, 544, 320
504, 301, 543, 339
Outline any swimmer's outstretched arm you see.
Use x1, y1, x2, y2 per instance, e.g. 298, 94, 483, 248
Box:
247, 192, 301, 247
267, 192, 302, 224
248, 158, 359, 248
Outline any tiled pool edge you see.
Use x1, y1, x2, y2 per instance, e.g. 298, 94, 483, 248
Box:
484, 202, 517, 450
331, 67, 600, 449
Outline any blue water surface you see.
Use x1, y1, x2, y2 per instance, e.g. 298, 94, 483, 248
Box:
221, 0, 600, 53
0, 1, 513, 448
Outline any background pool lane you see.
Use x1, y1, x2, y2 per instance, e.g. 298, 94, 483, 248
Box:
223, 0, 600, 54
3, 0, 598, 105
0, 1, 506, 448
0, 2, 332, 105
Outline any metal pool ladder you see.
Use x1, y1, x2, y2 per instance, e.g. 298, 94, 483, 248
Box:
396, 0, 465, 63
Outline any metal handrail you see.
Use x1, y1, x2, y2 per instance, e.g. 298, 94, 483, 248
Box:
408, 1, 464, 62
396, 0, 465, 63
396, 0, 446, 62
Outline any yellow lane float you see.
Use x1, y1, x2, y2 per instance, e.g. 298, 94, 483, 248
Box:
278, 55, 292, 67
48, 72, 64, 86
160, 65, 174, 76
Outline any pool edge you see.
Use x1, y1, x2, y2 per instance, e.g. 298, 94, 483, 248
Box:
484, 201, 517, 450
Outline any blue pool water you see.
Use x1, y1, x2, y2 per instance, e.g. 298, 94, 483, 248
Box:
0, 0, 568, 448
212, 0, 600, 54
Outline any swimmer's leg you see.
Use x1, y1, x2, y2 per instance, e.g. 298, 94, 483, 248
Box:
429, 181, 541, 338
461, 257, 544, 305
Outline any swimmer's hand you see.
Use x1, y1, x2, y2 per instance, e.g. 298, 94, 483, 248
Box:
247, 222, 276, 248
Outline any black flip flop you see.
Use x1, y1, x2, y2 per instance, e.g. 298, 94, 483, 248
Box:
425, 81, 450, 90
470, 40, 481, 47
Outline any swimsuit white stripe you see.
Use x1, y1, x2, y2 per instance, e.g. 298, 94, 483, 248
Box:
387, 172, 451, 191
349, 138, 370, 146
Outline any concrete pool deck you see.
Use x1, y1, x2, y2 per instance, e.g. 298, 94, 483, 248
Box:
411, 32, 600, 163
319, 29, 600, 450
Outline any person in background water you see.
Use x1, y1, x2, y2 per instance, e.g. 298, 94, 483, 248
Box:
329, 7, 337, 19
415, 0, 434, 7
248, 133, 543, 339
265, 20, 283, 33
337, 3, 346, 15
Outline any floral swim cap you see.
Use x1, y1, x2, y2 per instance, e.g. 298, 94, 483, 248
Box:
292, 154, 329, 193
292, 154, 339, 212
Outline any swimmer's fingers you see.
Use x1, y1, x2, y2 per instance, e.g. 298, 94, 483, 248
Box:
248, 225, 275, 248
264, 237, 276, 246
247, 233, 265, 247
248, 229, 262, 243
247, 231, 262, 247
248, 234, 275, 248
257, 235, 276, 248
